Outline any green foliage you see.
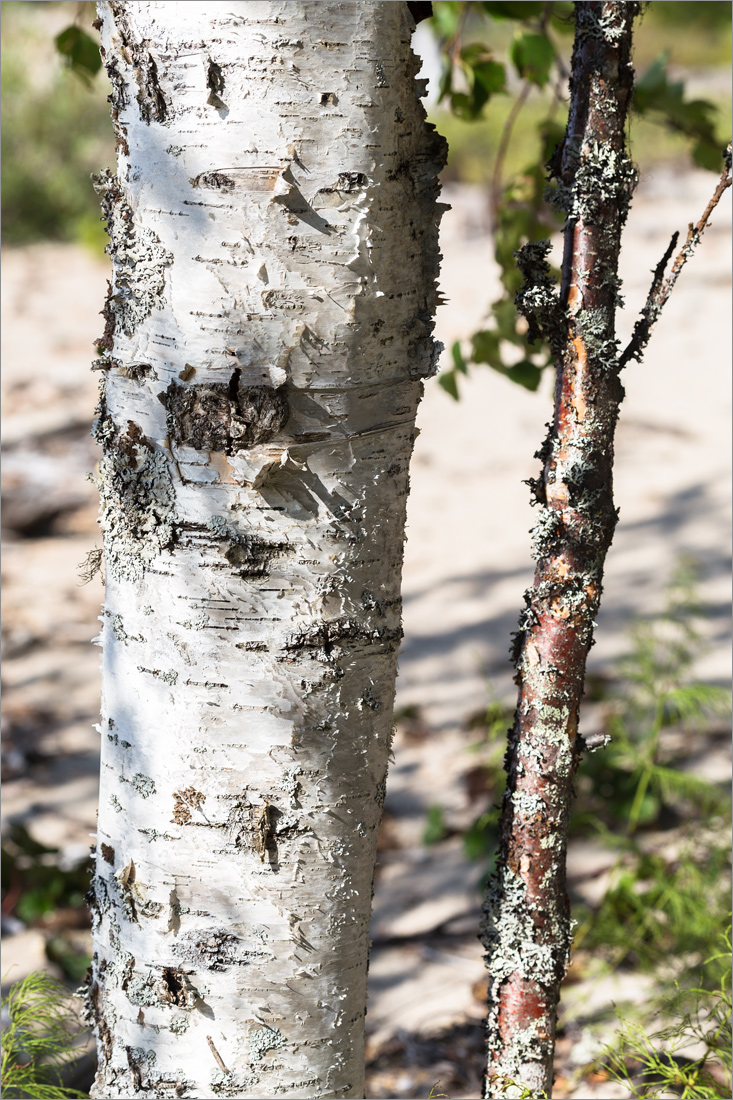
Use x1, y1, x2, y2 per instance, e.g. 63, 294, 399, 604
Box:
457, 567, 731, 1095
603, 935, 732, 1099
1, 3, 112, 247
1, 825, 92, 928
574, 563, 730, 841
423, 805, 450, 845
570, 564, 732, 982
428, 1, 731, 397
462, 564, 731, 987
509, 30, 555, 88
634, 53, 725, 170
437, 41, 506, 121
54, 26, 102, 86
0, 972, 88, 1099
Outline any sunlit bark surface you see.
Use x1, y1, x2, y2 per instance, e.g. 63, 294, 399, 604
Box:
86, 3, 445, 1096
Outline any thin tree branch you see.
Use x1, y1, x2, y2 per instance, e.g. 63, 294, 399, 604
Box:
619, 143, 732, 369
482, 4, 641, 1097
490, 80, 532, 225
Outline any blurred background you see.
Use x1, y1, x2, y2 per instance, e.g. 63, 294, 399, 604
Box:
2, 3, 731, 1097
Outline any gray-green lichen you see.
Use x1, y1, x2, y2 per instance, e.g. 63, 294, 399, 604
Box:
248, 1025, 285, 1062
97, 439, 175, 583
530, 507, 563, 561
514, 240, 563, 349
577, 3, 630, 42
119, 773, 156, 798
278, 765, 302, 806
511, 790, 546, 818
138, 666, 178, 685
550, 139, 637, 225
481, 868, 559, 988
127, 975, 160, 1007
92, 169, 172, 339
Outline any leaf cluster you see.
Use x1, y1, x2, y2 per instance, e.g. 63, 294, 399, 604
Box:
0, 971, 88, 1099
429, 2, 730, 399
1, 825, 93, 983
634, 53, 725, 171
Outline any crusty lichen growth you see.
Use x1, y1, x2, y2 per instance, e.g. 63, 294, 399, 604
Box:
93, 169, 172, 338
483, 4, 641, 1097
96, 424, 175, 583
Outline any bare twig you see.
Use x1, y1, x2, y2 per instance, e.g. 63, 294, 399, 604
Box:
206, 1035, 229, 1074
490, 80, 532, 225
619, 144, 732, 369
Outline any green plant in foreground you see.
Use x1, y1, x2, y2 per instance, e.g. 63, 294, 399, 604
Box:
603, 935, 732, 1099
1, 971, 88, 1099
572, 563, 732, 981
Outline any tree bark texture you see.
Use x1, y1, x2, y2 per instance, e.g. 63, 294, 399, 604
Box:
85, 4, 445, 1097
482, 4, 639, 1097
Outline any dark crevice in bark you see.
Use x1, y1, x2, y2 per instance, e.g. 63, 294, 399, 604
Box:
108, 1, 169, 124
206, 58, 227, 110
284, 619, 403, 660
482, 4, 641, 1097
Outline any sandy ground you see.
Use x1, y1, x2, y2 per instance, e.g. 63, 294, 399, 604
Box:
1, 170, 730, 1099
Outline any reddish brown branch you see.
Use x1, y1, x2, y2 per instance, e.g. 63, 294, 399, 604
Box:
482, 4, 641, 1097
619, 144, 732, 369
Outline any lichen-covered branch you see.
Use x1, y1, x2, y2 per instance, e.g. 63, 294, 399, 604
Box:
482, 4, 640, 1097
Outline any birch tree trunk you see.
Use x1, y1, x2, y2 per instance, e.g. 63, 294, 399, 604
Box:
482, 3, 639, 1097
84, 4, 445, 1096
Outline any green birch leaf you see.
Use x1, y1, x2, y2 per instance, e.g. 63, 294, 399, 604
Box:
472, 59, 507, 97
451, 340, 468, 374
504, 360, 542, 391
692, 137, 727, 172
438, 369, 460, 400
431, 1, 462, 38
54, 26, 102, 85
471, 329, 502, 365
509, 31, 555, 87
493, 298, 525, 343
449, 91, 477, 120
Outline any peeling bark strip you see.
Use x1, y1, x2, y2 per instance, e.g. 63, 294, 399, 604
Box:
89, 4, 446, 1098
482, 5, 640, 1098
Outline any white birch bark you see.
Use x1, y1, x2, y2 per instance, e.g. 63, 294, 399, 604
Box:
85, 2, 445, 1097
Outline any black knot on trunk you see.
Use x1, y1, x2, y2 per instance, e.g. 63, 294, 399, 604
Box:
164, 372, 289, 453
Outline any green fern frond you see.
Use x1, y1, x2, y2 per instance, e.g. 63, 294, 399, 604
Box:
650, 765, 730, 814
1, 971, 88, 1100
602, 930, 731, 1099
661, 683, 731, 725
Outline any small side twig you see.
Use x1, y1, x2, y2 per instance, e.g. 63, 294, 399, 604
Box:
206, 1035, 229, 1074
619, 143, 732, 369
490, 79, 532, 225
